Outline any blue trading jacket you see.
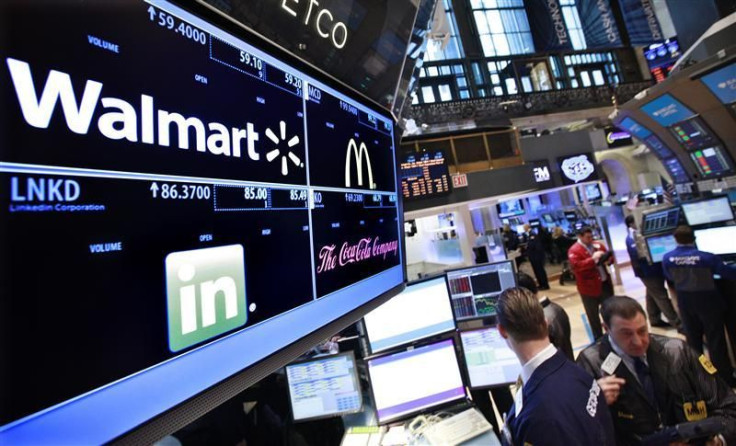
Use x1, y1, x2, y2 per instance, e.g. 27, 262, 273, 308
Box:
502, 351, 615, 446
662, 245, 736, 296
626, 232, 662, 278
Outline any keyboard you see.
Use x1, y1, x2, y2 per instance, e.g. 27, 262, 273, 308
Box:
423, 408, 492, 446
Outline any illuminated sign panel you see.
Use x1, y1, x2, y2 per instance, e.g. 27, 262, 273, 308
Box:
701, 63, 736, 105
556, 152, 600, 185
641, 94, 695, 127
400, 151, 451, 199
0, 0, 402, 442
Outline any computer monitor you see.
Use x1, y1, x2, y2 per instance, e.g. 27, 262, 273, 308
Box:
695, 226, 736, 256
543, 214, 554, 224
363, 276, 456, 354
367, 338, 467, 424
565, 211, 577, 221
446, 261, 517, 321
0, 0, 404, 442
681, 196, 735, 226
459, 326, 521, 389
286, 352, 363, 422
646, 233, 679, 263
497, 199, 525, 218
668, 116, 720, 150
528, 219, 541, 228
642, 207, 681, 235
689, 146, 734, 178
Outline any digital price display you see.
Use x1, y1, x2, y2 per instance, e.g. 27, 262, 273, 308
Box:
0, 0, 402, 441
643, 135, 674, 159
663, 157, 690, 183
689, 146, 734, 177
668, 116, 720, 150
400, 151, 451, 199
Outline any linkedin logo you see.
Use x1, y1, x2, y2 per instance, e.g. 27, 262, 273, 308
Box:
165, 245, 247, 352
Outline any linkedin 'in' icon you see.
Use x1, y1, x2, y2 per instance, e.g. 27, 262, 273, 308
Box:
165, 244, 247, 352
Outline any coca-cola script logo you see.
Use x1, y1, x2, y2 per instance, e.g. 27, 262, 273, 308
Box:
317, 237, 399, 273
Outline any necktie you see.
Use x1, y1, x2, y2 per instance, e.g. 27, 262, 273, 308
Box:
634, 357, 656, 405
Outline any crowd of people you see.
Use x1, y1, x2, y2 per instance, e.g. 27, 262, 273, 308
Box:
496, 220, 736, 446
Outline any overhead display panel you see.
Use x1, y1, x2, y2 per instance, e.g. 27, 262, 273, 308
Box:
641, 94, 696, 127
644, 135, 674, 159
662, 157, 690, 183
200, 0, 419, 110
701, 63, 736, 105
400, 151, 451, 200
668, 116, 721, 150
617, 117, 674, 158
689, 146, 734, 178
618, 117, 652, 140
0, 0, 402, 443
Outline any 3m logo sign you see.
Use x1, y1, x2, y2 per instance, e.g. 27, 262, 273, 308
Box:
165, 245, 247, 352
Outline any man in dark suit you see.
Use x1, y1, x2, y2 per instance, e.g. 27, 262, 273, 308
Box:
577, 296, 736, 446
497, 287, 614, 446
517, 272, 574, 360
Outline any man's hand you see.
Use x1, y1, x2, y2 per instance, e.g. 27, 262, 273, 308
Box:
598, 375, 626, 405
705, 435, 724, 446
592, 251, 604, 262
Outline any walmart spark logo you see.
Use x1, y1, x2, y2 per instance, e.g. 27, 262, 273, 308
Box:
165, 245, 247, 352
265, 120, 303, 176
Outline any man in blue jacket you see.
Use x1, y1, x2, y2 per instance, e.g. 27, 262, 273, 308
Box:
497, 287, 615, 446
624, 215, 681, 329
662, 225, 736, 385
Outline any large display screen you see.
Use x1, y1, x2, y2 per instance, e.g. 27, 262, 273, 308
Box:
701, 63, 736, 105
682, 196, 735, 226
367, 338, 467, 424
400, 150, 451, 200
663, 157, 690, 183
695, 226, 736, 256
557, 152, 600, 185
644, 38, 680, 83
363, 276, 456, 354
689, 146, 734, 178
0, 1, 403, 443
646, 234, 678, 263
668, 116, 720, 150
285, 352, 363, 422
641, 94, 695, 127
446, 261, 517, 321
643, 135, 674, 159
459, 327, 521, 389
618, 117, 652, 140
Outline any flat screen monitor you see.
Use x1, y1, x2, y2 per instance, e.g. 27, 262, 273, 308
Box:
682, 196, 735, 226
400, 150, 451, 200
646, 234, 678, 263
644, 135, 674, 159
446, 261, 517, 321
701, 63, 736, 105
689, 146, 734, 178
497, 199, 525, 218
543, 214, 554, 224
285, 352, 363, 422
642, 207, 681, 235
0, 0, 404, 442
584, 183, 602, 201
459, 327, 521, 389
668, 117, 720, 150
618, 117, 652, 140
367, 338, 467, 424
565, 211, 578, 221
644, 38, 680, 83
557, 152, 600, 185
641, 94, 696, 127
528, 219, 541, 228
363, 276, 456, 354
695, 226, 736, 256
663, 157, 690, 183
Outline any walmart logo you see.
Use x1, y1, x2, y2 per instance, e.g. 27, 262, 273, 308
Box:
165, 245, 247, 352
